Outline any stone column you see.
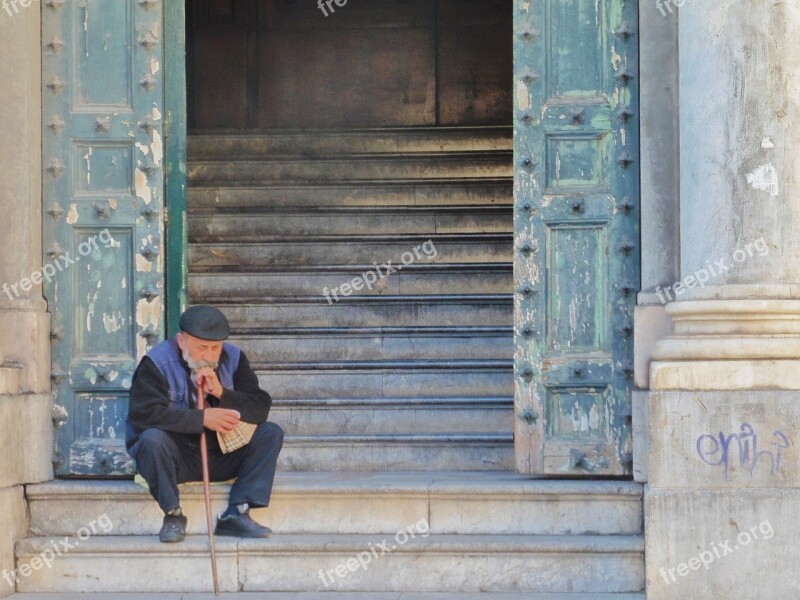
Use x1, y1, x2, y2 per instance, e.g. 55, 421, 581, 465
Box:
645, 2, 800, 598
650, 0, 800, 390
0, 4, 55, 597
0, 1, 50, 395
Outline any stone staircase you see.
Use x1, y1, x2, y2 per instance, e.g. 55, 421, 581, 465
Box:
10, 128, 644, 597
18, 475, 644, 595
186, 127, 516, 471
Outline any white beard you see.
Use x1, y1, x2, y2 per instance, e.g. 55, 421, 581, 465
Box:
181, 347, 218, 375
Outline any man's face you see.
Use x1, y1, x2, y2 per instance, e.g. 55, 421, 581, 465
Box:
177, 332, 223, 371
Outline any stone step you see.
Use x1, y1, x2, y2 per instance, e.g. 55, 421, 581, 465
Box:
15, 533, 644, 593
188, 207, 511, 240
189, 234, 513, 271
214, 296, 512, 328
189, 235, 511, 268
268, 396, 512, 435
8, 593, 648, 600
230, 328, 511, 363
188, 126, 513, 158
256, 363, 512, 399
53, 431, 512, 475
57, 429, 512, 475
189, 264, 512, 301
188, 152, 513, 186
278, 433, 513, 471
189, 179, 512, 210
27, 475, 643, 537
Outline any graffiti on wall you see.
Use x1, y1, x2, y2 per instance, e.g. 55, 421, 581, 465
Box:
696, 423, 790, 481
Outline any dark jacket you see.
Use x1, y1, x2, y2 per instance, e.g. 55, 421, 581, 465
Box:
125, 338, 271, 451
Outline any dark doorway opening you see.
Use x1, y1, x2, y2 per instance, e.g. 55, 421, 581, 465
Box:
181, 0, 517, 472
186, 0, 513, 130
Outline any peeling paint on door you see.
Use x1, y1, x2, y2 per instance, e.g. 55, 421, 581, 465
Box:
746, 163, 779, 196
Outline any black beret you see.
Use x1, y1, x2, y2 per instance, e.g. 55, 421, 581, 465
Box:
179, 305, 230, 341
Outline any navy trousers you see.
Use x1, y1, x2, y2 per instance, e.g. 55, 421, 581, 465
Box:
129, 422, 284, 513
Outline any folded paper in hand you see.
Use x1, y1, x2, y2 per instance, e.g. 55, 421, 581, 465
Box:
217, 421, 257, 454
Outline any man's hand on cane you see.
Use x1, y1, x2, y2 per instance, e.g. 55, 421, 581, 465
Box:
196, 366, 224, 397
197, 369, 241, 434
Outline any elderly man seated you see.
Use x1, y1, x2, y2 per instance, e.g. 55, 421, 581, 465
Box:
126, 305, 284, 543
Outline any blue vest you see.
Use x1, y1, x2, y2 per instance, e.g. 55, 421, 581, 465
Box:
126, 338, 242, 447
146, 338, 241, 410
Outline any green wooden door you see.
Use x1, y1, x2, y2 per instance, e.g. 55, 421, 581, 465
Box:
43, 0, 168, 476
513, 0, 639, 475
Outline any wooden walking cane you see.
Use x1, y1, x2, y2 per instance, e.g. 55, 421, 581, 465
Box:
196, 379, 221, 596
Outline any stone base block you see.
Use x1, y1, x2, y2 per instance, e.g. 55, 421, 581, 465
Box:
648, 391, 797, 489
645, 488, 797, 599
632, 391, 649, 483
633, 304, 672, 390
0, 486, 29, 597
0, 311, 49, 394
645, 390, 799, 598
0, 394, 53, 489
650, 359, 800, 391
0, 366, 21, 396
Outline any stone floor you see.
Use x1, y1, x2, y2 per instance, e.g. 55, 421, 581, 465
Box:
7, 594, 647, 599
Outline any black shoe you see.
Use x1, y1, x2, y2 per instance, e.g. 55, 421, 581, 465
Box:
215, 510, 271, 538
159, 513, 187, 543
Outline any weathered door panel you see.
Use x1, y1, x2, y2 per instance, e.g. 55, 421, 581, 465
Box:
43, 0, 165, 476
513, 0, 639, 475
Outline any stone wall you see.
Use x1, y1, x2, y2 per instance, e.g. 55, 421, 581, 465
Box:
642, 0, 800, 598
0, 2, 54, 596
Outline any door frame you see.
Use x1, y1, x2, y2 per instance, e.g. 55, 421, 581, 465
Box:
164, 0, 188, 336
